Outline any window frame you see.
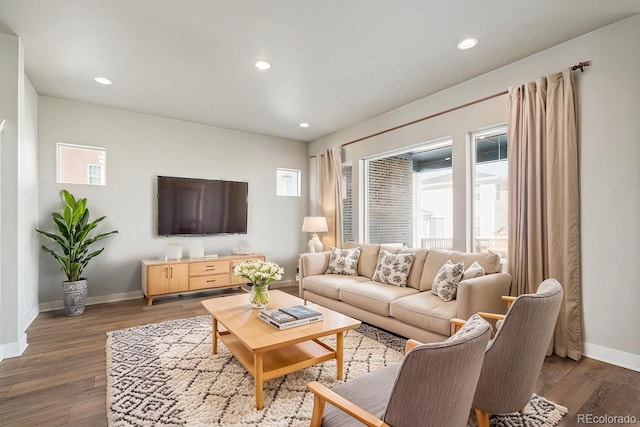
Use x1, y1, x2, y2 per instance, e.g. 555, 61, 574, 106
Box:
362, 137, 453, 248
469, 124, 508, 255
276, 167, 301, 197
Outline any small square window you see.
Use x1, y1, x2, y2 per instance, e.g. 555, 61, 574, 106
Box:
57, 143, 107, 185
276, 168, 300, 197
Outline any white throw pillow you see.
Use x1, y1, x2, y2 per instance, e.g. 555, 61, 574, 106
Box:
431, 260, 464, 302
372, 249, 415, 287
325, 247, 361, 276
462, 261, 485, 280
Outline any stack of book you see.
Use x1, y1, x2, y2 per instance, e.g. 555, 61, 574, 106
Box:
258, 305, 323, 330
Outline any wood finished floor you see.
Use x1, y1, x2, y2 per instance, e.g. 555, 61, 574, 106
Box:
1, 286, 638, 426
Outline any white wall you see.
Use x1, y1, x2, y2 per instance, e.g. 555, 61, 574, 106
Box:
0, 34, 40, 360
310, 15, 640, 370
38, 97, 308, 306
19, 72, 39, 331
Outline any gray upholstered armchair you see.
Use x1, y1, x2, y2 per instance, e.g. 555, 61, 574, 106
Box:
451, 278, 564, 427
307, 314, 491, 427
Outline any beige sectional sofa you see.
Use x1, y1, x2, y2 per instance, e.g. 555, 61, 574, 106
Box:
299, 242, 512, 343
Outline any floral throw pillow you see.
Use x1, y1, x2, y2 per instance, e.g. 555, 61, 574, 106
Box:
372, 249, 415, 287
326, 247, 361, 276
431, 260, 464, 301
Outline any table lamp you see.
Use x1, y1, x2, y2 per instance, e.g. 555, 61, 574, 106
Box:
301, 216, 328, 253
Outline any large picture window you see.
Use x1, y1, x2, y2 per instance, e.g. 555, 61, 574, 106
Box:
364, 138, 453, 249
358, 125, 507, 257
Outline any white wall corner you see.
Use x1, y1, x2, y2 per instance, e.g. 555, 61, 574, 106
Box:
24, 304, 39, 328
0, 332, 28, 359
583, 342, 640, 372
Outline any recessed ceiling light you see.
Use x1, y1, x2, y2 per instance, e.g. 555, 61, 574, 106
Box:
299, 122, 310, 128
94, 76, 113, 85
457, 38, 478, 50
254, 59, 272, 70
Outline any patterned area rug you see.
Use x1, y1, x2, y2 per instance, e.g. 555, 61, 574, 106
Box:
106, 315, 567, 426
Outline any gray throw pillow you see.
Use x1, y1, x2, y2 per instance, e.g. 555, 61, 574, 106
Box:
462, 261, 485, 280
431, 260, 464, 301
326, 247, 361, 276
372, 249, 415, 287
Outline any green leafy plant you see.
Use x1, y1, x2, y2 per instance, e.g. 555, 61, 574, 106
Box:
36, 189, 118, 282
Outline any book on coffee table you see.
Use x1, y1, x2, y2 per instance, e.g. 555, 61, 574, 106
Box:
279, 305, 322, 319
259, 305, 323, 330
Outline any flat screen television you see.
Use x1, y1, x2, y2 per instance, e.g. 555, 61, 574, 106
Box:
157, 176, 248, 236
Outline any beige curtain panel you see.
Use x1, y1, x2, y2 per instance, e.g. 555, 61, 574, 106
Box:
318, 147, 343, 250
507, 69, 582, 361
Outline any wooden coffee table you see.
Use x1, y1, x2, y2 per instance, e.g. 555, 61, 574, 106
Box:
201, 290, 361, 409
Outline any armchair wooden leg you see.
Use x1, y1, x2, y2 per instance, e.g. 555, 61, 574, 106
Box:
475, 408, 490, 427
310, 393, 326, 427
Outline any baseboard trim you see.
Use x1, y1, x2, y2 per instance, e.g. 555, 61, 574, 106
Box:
0, 333, 28, 360
583, 342, 640, 372
37, 282, 297, 313
39, 291, 144, 312
270, 280, 296, 289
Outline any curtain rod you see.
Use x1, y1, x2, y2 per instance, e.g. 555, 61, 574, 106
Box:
571, 60, 591, 72
340, 90, 507, 148
310, 60, 592, 156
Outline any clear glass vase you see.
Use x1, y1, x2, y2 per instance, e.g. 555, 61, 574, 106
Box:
249, 283, 270, 309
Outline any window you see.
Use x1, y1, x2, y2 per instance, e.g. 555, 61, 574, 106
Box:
276, 168, 300, 197
364, 138, 453, 249
472, 126, 508, 257
342, 163, 353, 242
358, 126, 507, 255
57, 143, 106, 185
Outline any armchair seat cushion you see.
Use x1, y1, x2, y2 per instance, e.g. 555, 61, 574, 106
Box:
322, 363, 401, 427
390, 292, 457, 337
302, 274, 370, 300
339, 282, 419, 316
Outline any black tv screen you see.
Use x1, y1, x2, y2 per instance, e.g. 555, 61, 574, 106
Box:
157, 176, 248, 236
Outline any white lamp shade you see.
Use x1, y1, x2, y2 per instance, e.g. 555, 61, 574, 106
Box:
301, 216, 328, 233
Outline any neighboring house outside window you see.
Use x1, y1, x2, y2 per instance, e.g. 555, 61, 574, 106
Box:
57, 143, 107, 186
88, 164, 103, 185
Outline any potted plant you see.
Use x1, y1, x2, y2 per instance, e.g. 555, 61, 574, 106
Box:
36, 189, 118, 316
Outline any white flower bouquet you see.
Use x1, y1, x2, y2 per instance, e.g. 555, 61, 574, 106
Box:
234, 260, 284, 308
234, 260, 284, 286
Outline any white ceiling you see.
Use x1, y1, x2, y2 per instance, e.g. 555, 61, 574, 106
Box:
1, 1, 639, 142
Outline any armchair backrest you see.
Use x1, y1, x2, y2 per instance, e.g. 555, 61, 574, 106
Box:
473, 278, 564, 414
383, 314, 491, 427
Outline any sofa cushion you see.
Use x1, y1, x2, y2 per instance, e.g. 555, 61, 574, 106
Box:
326, 247, 361, 276
372, 250, 415, 287
339, 282, 419, 317
302, 274, 370, 300
462, 261, 485, 280
400, 248, 428, 290
343, 242, 381, 278
389, 292, 457, 337
431, 260, 464, 302
420, 249, 501, 291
